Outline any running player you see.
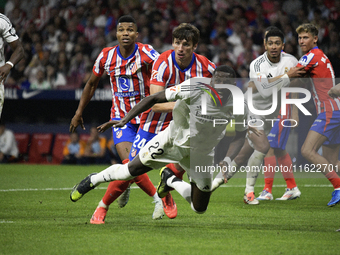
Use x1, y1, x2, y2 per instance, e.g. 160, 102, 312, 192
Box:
70, 66, 251, 214
129, 23, 216, 218
294, 23, 340, 206
69, 15, 164, 223
0, 13, 24, 119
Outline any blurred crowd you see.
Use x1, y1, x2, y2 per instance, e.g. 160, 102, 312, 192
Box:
2, 0, 340, 91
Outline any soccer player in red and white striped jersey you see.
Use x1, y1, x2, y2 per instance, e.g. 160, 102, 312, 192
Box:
295, 23, 340, 206
70, 15, 165, 223
129, 23, 215, 218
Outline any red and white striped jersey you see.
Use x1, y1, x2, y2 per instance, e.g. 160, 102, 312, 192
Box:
140, 50, 216, 134
297, 47, 340, 114
93, 43, 159, 124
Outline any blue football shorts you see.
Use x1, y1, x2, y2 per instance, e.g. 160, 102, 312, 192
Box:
309, 110, 340, 145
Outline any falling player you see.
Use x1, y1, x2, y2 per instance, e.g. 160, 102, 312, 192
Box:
70, 65, 253, 214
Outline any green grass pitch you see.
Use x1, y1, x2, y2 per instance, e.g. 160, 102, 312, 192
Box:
0, 164, 339, 255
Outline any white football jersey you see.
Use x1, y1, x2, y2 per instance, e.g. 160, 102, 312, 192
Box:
165, 77, 248, 153
246, 51, 298, 119
0, 14, 19, 66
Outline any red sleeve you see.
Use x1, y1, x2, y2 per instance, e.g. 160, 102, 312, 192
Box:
150, 53, 170, 87
296, 51, 318, 72
92, 48, 110, 77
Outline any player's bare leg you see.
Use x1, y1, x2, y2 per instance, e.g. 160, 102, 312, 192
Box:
190, 183, 211, 213
301, 131, 340, 206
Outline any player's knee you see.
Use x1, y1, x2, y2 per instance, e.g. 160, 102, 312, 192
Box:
301, 144, 313, 161
190, 202, 207, 214
234, 154, 246, 166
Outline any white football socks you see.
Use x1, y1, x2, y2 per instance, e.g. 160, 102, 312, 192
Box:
152, 192, 161, 202
245, 150, 266, 193
90, 164, 133, 186
167, 176, 191, 203
98, 199, 109, 209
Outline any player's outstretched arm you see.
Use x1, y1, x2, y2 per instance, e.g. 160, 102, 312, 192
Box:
150, 84, 176, 113
97, 90, 168, 133
70, 73, 101, 133
328, 83, 340, 98
249, 66, 306, 97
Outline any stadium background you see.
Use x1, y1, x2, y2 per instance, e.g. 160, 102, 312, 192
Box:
2, 0, 340, 164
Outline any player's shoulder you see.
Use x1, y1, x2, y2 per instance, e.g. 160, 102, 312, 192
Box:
194, 52, 216, 67
137, 42, 159, 60
281, 52, 298, 64
298, 47, 322, 66
281, 51, 298, 60
100, 46, 117, 55
153, 50, 173, 65
137, 42, 158, 53
250, 53, 266, 72
0, 13, 11, 26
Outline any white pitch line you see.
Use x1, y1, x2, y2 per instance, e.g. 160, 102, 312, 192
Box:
0, 184, 333, 192
0, 220, 14, 223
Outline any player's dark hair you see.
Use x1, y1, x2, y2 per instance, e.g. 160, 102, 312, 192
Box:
265, 29, 284, 42
117, 15, 136, 24
265, 26, 279, 33
213, 65, 236, 78
172, 23, 200, 46
296, 23, 319, 37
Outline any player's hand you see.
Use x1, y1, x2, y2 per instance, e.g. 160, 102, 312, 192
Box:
247, 126, 262, 137
0, 63, 12, 83
287, 66, 306, 78
328, 84, 340, 98
97, 120, 125, 133
219, 160, 229, 184
70, 115, 85, 133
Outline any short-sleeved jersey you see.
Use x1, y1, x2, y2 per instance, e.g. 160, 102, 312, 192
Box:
139, 50, 216, 134
93, 43, 159, 124
247, 51, 298, 117
0, 14, 19, 66
297, 46, 340, 114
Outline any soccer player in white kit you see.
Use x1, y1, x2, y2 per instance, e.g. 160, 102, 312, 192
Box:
70, 66, 251, 213
0, 14, 24, 119
213, 28, 305, 204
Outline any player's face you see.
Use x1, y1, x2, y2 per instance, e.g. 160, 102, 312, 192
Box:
116, 23, 138, 47
172, 38, 197, 69
264, 36, 284, 62
298, 32, 318, 54
211, 71, 234, 105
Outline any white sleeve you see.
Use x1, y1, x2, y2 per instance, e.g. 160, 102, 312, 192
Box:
165, 85, 191, 101
0, 15, 19, 43
251, 73, 290, 98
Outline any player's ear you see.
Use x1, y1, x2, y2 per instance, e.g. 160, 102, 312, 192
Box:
193, 43, 198, 51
